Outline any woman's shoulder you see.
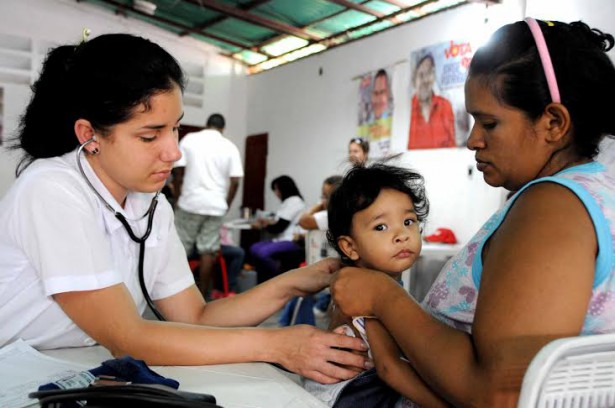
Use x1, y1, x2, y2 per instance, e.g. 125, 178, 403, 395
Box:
285, 195, 305, 204
9, 156, 85, 199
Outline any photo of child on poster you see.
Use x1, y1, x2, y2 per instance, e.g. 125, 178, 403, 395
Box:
357, 67, 394, 158
408, 40, 472, 150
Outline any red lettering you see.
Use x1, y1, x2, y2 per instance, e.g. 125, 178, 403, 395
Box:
445, 41, 473, 59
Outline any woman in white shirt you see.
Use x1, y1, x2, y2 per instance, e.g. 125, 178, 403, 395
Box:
0, 33, 369, 384
250, 175, 306, 283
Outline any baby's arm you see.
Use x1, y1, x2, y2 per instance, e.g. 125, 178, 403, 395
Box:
365, 319, 450, 407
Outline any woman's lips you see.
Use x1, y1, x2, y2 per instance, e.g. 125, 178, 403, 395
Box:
476, 159, 489, 172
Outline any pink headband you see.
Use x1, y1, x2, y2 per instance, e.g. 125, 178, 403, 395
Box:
525, 17, 561, 103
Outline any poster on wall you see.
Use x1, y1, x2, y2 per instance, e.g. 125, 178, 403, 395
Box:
407, 40, 473, 150
357, 67, 394, 158
0, 87, 3, 146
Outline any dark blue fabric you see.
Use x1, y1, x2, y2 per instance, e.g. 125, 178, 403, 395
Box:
39, 356, 179, 391
217, 244, 244, 291
333, 368, 400, 408
278, 296, 315, 326
314, 292, 331, 312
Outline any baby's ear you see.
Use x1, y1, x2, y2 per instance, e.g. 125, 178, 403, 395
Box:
337, 236, 360, 261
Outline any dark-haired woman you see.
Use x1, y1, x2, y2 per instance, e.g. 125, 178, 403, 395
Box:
331, 19, 615, 405
0, 33, 369, 385
250, 175, 306, 283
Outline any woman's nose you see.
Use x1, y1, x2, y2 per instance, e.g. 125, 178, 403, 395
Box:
466, 125, 484, 151
161, 134, 182, 163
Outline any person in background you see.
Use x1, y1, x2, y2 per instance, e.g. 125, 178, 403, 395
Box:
251, 175, 306, 283
0, 33, 370, 384
173, 113, 243, 297
348, 137, 369, 165
305, 163, 447, 407
407, 52, 456, 149
332, 19, 615, 405
208, 226, 244, 298
298, 175, 343, 232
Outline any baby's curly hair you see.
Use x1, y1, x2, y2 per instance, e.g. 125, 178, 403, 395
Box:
326, 162, 429, 263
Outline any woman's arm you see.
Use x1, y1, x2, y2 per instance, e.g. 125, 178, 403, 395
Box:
54, 258, 369, 384
265, 218, 290, 234
299, 203, 325, 230
54, 282, 369, 384
365, 319, 449, 407
159, 258, 340, 327
332, 183, 597, 406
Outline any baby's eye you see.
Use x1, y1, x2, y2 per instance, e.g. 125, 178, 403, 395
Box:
374, 224, 387, 231
482, 122, 497, 130
404, 219, 415, 226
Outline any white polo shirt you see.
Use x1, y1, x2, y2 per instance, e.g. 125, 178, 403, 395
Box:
175, 129, 244, 216
0, 150, 194, 349
313, 210, 328, 231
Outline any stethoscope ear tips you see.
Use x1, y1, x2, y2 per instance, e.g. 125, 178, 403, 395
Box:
87, 135, 99, 155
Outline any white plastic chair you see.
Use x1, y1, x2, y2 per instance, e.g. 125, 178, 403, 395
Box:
518, 333, 615, 407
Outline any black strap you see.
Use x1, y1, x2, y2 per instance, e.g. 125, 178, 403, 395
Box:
30, 383, 221, 408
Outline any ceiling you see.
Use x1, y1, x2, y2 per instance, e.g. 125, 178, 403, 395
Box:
78, 0, 471, 74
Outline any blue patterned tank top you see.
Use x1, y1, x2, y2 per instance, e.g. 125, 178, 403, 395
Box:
422, 162, 615, 334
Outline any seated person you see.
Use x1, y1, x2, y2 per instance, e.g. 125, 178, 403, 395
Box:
304, 163, 447, 408
250, 175, 305, 283
211, 226, 244, 298
299, 175, 342, 231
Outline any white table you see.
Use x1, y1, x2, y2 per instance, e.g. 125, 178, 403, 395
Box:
42, 347, 327, 408
223, 218, 254, 230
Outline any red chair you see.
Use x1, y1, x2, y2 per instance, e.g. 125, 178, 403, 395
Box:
188, 250, 230, 298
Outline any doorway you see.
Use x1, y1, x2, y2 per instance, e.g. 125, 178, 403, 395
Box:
240, 133, 268, 251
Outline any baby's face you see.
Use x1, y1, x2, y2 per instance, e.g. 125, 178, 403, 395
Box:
344, 188, 422, 276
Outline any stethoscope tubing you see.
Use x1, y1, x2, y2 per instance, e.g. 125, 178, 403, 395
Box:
76, 137, 166, 321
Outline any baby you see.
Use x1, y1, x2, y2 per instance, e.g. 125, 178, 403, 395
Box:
304, 163, 447, 408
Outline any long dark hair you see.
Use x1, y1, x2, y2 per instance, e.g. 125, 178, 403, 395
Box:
12, 33, 185, 175
469, 20, 615, 158
271, 175, 303, 201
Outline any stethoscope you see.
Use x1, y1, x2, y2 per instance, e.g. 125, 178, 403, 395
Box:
77, 136, 166, 321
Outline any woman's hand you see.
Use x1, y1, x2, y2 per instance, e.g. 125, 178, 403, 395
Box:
331, 266, 401, 317
280, 257, 341, 297
250, 218, 269, 229
275, 325, 371, 384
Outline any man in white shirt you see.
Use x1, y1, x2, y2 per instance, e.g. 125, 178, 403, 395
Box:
173, 113, 244, 296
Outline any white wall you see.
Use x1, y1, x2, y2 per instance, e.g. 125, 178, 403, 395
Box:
246, 0, 615, 245
0, 0, 247, 220
246, 0, 525, 245
0, 84, 30, 194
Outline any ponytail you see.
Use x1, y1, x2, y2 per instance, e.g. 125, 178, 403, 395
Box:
13, 45, 80, 174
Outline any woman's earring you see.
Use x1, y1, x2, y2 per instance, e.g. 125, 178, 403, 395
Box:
90, 148, 99, 155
